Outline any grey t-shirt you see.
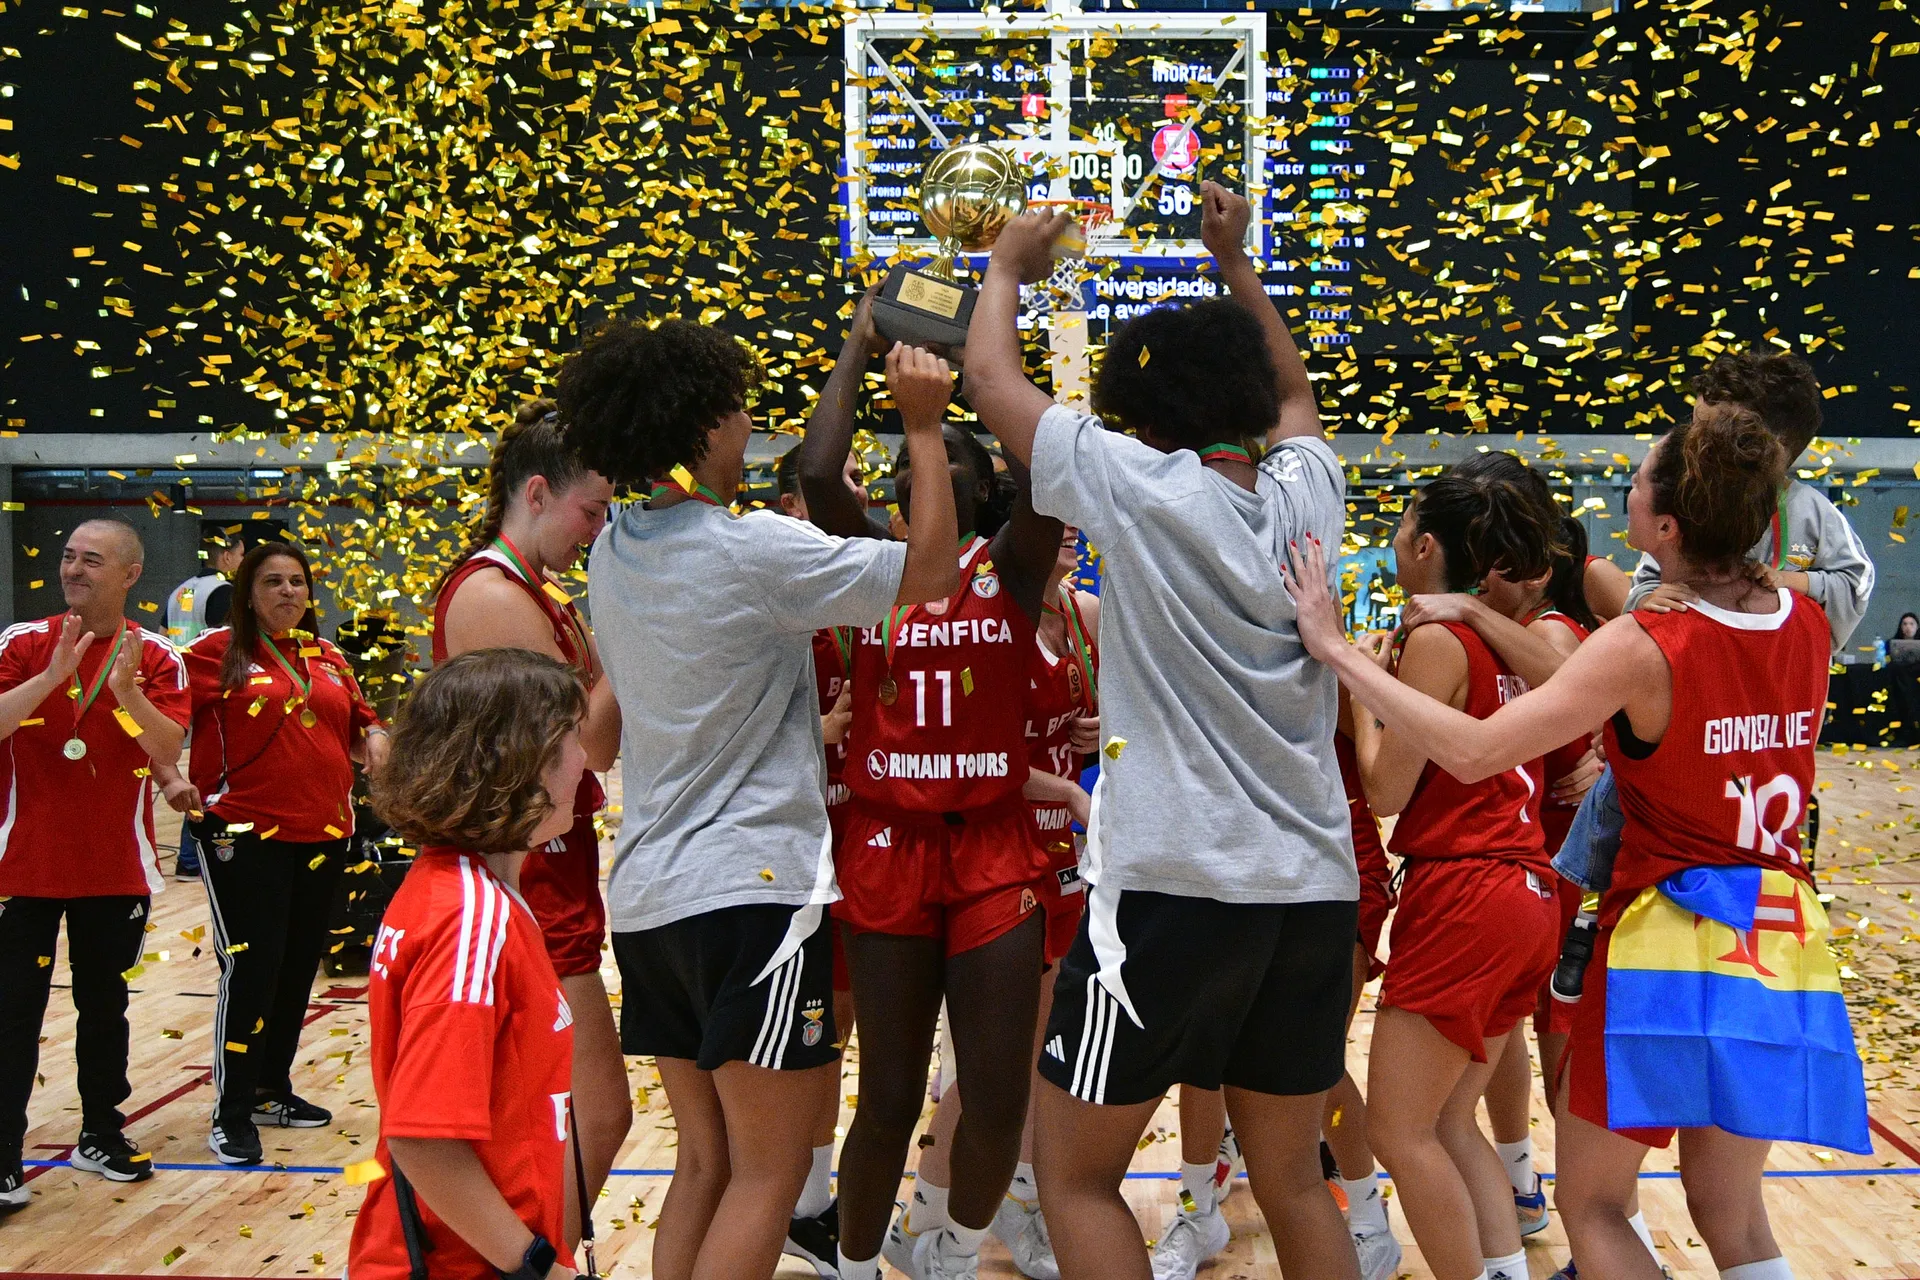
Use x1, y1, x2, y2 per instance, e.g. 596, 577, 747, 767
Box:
590, 503, 908, 932
1030, 405, 1358, 905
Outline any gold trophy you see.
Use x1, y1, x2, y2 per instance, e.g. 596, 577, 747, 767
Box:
871, 143, 1028, 353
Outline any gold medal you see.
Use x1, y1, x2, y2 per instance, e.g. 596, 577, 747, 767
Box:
300, 708, 318, 729
62, 737, 87, 761
877, 675, 898, 706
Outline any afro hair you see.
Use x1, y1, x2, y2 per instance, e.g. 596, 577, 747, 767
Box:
556, 318, 763, 486
1091, 299, 1280, 451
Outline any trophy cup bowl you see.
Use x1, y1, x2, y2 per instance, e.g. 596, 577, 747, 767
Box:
871, 143, 1028, 356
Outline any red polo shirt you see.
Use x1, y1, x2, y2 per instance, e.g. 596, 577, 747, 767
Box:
0, 614, 190, 898
181, 628, 379, 845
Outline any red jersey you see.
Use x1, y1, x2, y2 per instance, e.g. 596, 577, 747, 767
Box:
1389, 621, 1548, 869
1024, 590, 1098, 841
433, 542, 605, 819
1532, 609, 1594, 855
1335, 731, 1387, 883
1603, 590, 1829, 919
181, 630, 378, 844
846, 537, 1035, 813
349, 849, 576, 1280
812, 627, 854, 811
0, 616, 189, 898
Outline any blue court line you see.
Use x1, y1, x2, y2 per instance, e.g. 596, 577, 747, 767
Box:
24, 1160, 1920, 1180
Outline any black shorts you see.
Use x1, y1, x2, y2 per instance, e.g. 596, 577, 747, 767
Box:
613, 903, 838, 1073
1038, 884, 1356, 1106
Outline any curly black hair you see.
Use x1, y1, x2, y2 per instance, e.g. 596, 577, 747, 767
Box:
555, 318, 763, 485
1091, 299, 1280, 451
1690, 350, 1822, 461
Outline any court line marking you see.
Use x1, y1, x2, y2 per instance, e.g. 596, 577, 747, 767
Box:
21, 1159, 1920, 1181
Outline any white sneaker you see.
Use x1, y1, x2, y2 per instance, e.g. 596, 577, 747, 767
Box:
991, 1194, 1062, 1280
882, 1203, 922, 1276
1150, 1202, 1230, 1280
1213, 1127, 1244, 1203
910, 1226, 981, 1280
1353, 1225, 1402, 1280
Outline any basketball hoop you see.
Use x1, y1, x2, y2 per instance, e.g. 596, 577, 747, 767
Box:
1024, 198, 1113, 316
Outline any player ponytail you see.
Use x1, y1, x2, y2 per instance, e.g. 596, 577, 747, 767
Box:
435, 399, 585, 596
557, 317, 763, 487
1648, 401, 1786, 577
1411, 469, 1565, 594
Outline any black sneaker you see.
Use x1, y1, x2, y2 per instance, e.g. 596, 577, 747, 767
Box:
70, 1131, 155, 1183
174, 846, 201, 881
782, 1198, 841, 1278
0, 1159, 28, 1210
208, 1117, 264, 1165
1551, 912, 1599, 1004
253, 1092, 332, 1128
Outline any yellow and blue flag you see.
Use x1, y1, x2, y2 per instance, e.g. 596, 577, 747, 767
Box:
1605, 864, 1871, 1153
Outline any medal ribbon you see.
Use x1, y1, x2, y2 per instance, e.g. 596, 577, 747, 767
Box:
259, 633, 313, 708
879, 534, 987, 689
70, 622, 128, 737
649, 474, 726, 508
1045, 588, 1099, 713
832, 626, 854, 677
491, 535, 596, 680
1198, 441, 1253, 465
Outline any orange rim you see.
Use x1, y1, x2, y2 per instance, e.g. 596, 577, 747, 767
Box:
1028, 198, 1114, 227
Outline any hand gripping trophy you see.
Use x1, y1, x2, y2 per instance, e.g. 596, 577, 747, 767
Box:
870, 143, 1027, 354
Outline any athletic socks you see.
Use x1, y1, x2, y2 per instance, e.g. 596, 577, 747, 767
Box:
906, 1177, 952, 1234
837, 1251, 880, 1280
1628, 1209, 1659, 1258
1007, 1160, 1040, 1210
1720, 1259, 1795, 1280
1180, 1160, 1219, 1215
794, 1142, 834, 1219
1494, 1137, 1535, 1195
1338, 1171, 1389, 1235
947, 1220, 989, 1256
1485, 1249, 1528, 1280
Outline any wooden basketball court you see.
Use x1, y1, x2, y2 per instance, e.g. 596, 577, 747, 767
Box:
5, 749, 1917, 1278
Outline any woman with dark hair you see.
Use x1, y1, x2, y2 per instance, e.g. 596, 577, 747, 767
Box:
1338, 465, 1566, 1280
433, 398, 628, 1206
794, 292, 1067, 1280
1286, 402, 1870, 1280
1898, 612, 1919, 641
565, 317, 960, 1280
160, 541, 388, 1165
348, 648, 589, 1280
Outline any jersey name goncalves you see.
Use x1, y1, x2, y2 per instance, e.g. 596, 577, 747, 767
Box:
1703, 710, 1818, 756
861, 617, 1019, 648
866, 750, 1010, 780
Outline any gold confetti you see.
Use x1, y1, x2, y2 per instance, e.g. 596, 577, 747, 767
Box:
1104, 737, 1128, 761
161, 1246, 186, 1266
344, 1159, 387, 1186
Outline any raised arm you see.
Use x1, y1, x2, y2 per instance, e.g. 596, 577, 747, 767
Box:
889, 344, 965, 605
964, 211, 1073, 467
989, 456, 1065, 624
1584, 555, 1631, 622
1288, 538, 1660, 782
798, 290, 886, 539
1198, 181, 1320, 444
0, 615, 91, 741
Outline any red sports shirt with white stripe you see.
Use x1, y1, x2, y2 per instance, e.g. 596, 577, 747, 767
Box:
1025, 590, 1097, 840
845, 537, 1036, 813
1388, 620, 1549, 869
180, 629, 379, 844
0, 615, 189, 897
433, 546, 605, 818
1604, 590, 1830, 919
348, 847, 575, 1280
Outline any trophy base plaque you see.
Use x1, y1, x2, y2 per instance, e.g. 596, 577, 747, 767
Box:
871, 265, 977, 355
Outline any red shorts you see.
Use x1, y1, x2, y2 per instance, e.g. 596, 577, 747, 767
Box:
520, 809, 608, 980
1533, 873, 1584, 1040
1356, 846, 1395, 981
835, 796, 1049, 957
1381, 857, 1559, 1062
1032, 810, 1085, 965
1565, 924, 1676, 1149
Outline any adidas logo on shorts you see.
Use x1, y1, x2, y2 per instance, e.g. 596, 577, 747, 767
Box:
1044, 1035, 1066, 1062
868, 827, 893, 849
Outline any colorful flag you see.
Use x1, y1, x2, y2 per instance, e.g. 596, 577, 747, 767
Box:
1604, 865, 1870, 1154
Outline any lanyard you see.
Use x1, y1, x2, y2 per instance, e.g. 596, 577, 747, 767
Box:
1044, 588, 1099, 713
491, 536, 597, 682
879, 535, 985, 688
70, 623, 128, 733
258, 633, 312, 703
1769, 488, 1789, 570
832, 626, 854, 677
649, 474, 725, 508
1198, 441, 1253, 465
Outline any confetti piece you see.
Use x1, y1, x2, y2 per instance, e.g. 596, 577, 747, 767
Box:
238, 1226, 252, 1239
759, 868, 775, 882
345, 1159, 387, 1186
225, 1041, 249, 1053
960, 668, 974, 696
162, 1246, 186, 1267
1138, 347, 1151, 368
122, 964, 144, 981
1104, 737, 1128, 761
114, 706, 143, 737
